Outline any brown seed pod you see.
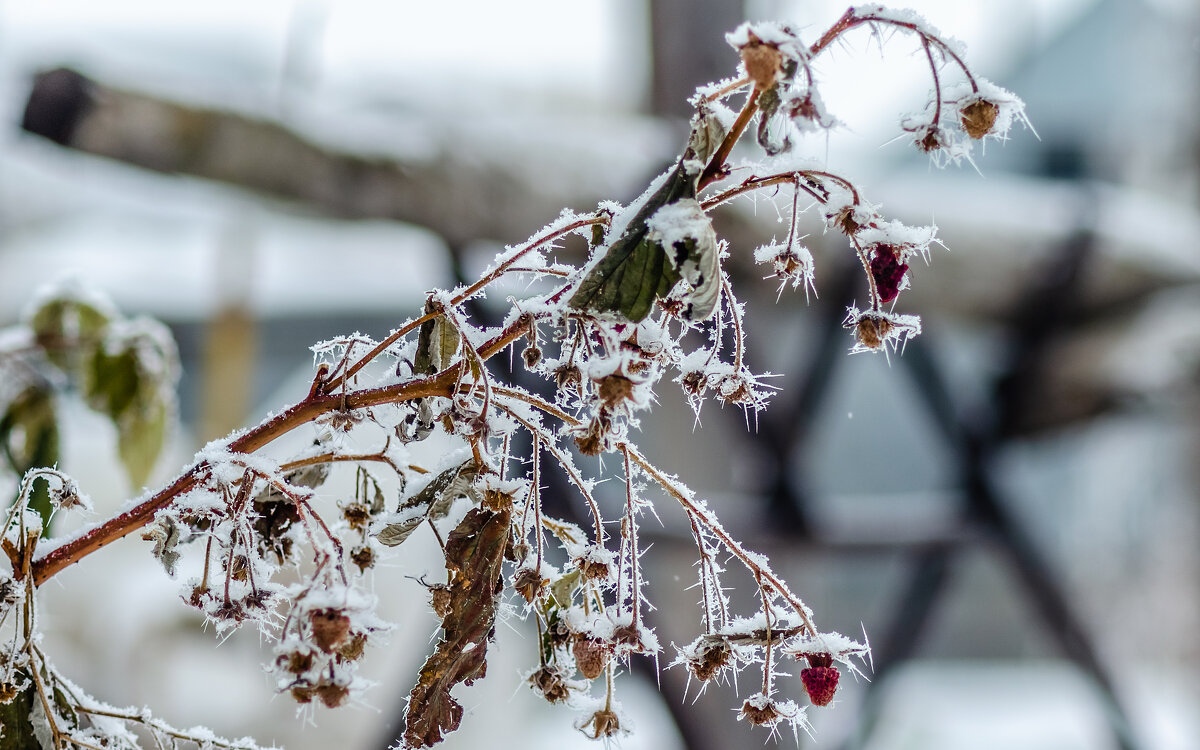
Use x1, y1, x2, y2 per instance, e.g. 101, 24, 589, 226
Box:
429, 583, 452, 618
338, 632, 368, 662
278, 649, 315, 675
739, 697, 781, 726
523, 345, 542, 369
315, 679, 350, 709
855, 315, 893, 350
583, 708, 622, 739
688, 638, 732, 682
960, 98, 999, 139
740, 37, 784, 90
578, 558, 610, 582
512, 567, 545, 603
917, 126, 944, 153
350, 545, 376, 572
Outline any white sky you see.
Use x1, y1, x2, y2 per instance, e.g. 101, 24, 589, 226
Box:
1, 0, 1095, 116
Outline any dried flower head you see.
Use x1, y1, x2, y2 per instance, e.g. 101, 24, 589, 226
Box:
686, 637, 733, 683
513, 566, 546, 603
580, 708, 623, 740
528, 666, 571, 704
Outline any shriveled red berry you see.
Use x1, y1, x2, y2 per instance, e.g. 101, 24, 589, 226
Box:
869, 244, 908, 304
800, 665, 840, 706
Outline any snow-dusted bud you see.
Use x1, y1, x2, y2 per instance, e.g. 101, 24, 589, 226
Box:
960, 97, 999, 139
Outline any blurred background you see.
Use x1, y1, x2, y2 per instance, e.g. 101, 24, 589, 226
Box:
1, 1, 1198, 749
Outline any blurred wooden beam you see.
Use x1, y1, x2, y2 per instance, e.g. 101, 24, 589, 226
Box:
19, 68, 666, 248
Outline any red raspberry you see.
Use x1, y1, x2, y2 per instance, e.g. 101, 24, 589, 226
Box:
800, 664, 840, 706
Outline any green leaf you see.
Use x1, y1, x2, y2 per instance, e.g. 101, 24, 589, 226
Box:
115, 399, 168, 489
28, 296, 111, 374
0, 674, 40, 750
82, 327, 176, 489
569, 162, 696, 322
0, 386, 60, 533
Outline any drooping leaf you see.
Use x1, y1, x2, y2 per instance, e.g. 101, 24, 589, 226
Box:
81, 326, 177, 488
413, 301, 460, 376
404, 497, 511, 747
142, 513, 182, 577
651, 199, 721, 321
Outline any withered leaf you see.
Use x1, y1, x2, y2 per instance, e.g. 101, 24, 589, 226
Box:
376, 460, 479, 547
413, 300, 460, 376
404, 499, 511, 748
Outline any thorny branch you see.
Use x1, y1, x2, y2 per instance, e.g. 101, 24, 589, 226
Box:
2, 7, 1027, 748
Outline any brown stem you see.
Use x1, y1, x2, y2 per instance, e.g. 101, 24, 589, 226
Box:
698, 86, 762, 192
30, 315, 533, 586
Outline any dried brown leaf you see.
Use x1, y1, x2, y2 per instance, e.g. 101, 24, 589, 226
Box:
404, 498, 511, 748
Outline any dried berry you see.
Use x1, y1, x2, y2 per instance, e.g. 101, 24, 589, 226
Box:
522, 345, 542, 369
350, 545, 376, 572
572, 637, 610, 680
960, 98, 999, 139
337, 632, 367, 662
739, 697, 781, 726
278, 649, 314, 675
315, 679, 350, 708
578, 558, 609, 582
310, 609, 352, 653
855, 314, 893, 350
869, 244, 909, 304
341, 501, 372, 531
916, 126, 944, 153
596, 374, 635, 407
553, 363, 582, 393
